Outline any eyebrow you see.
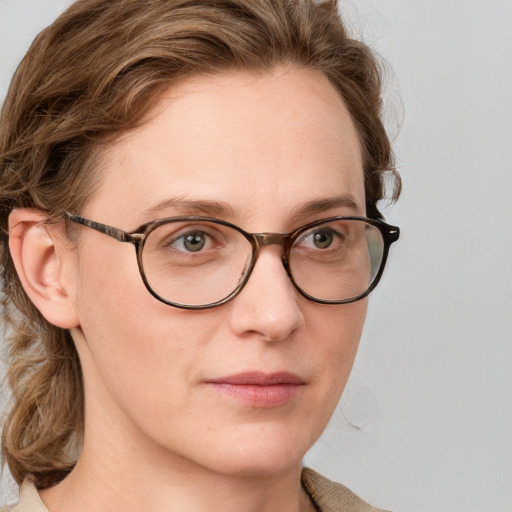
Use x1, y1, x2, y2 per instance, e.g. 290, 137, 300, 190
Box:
144, 197, 237, 218
290, 195, 363, 222
143, 194, 362, 224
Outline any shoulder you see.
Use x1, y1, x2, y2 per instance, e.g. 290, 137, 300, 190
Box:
301, 467, 390, 512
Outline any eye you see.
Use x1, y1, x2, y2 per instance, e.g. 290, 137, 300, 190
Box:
147, 221, 233, 261
298, 228, 339, 250
170, 230, 212, 253
311, 229, 334, 249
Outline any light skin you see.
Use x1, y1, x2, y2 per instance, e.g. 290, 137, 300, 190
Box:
9, 66, 367, 512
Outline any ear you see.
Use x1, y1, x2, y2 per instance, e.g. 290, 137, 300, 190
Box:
8, 208, 80, 329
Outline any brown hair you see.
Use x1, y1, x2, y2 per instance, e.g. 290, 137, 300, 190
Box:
0, 0, 400, 489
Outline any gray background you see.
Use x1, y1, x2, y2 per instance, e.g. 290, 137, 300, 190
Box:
1, 1, 511, 510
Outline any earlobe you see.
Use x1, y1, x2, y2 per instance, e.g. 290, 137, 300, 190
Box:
8, 208, 80, 329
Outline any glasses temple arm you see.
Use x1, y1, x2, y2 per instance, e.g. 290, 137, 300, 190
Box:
66, 213, 133, 243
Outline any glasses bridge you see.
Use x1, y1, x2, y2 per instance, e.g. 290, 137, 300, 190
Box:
253, 232, 289, 247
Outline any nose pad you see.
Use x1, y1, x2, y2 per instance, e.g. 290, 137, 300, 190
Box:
227, 247, 304, 342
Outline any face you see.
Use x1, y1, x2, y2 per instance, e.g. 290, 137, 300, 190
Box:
68, 67, 367, 477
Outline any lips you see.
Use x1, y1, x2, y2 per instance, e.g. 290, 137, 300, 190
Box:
205, 371, 306, 407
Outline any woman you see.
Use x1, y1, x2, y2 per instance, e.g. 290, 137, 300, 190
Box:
0, 0, 400, 511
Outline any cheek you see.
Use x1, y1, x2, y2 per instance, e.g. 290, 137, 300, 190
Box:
306, 299, 367, 402
76, 241, 143, 347
73, 239, 230, 379
73, 242, 192, 406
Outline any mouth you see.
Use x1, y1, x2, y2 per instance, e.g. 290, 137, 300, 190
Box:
205, 371, 306, 407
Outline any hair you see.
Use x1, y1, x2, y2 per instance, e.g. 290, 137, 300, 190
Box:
0, 0, 401, 489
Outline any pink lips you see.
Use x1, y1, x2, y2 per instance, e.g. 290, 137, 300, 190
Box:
205, 372, 306, 407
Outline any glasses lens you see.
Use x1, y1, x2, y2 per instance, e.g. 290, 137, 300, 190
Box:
141, 220, 252, 306
289, 219, 384, 302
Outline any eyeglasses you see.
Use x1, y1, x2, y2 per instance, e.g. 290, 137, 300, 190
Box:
66, 213, 399, 309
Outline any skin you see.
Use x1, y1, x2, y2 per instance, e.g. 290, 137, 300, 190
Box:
11, 66, 367, 512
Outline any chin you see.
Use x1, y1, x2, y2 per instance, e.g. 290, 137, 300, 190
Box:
191, 424, 316, 478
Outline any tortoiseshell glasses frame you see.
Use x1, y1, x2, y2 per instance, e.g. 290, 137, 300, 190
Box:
66, 212, 399, 310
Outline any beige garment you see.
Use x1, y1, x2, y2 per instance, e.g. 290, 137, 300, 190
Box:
2, 477, 46, 512
2, 468, 389, 512
301, 468, 389, 512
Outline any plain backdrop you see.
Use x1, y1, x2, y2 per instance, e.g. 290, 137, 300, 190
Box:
1, 1, 511, 511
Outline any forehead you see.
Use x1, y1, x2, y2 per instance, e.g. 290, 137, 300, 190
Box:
89, 67, 364, 229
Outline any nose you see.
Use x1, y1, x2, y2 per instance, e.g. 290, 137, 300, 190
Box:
227, 246, 304, 342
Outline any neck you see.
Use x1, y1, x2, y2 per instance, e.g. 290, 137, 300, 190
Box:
39, 449, 313, 512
